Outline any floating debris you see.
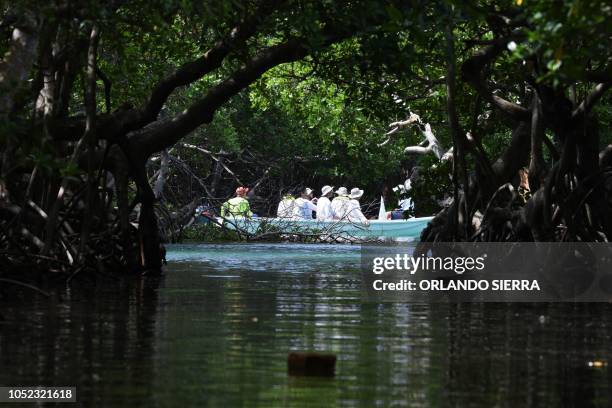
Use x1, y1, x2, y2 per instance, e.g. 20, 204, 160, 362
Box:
288, 352, 336, 377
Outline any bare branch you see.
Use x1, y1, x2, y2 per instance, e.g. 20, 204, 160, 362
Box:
388, 111, 423, 129
153, 150, 169, 199
460, 35, 530, 121
179, 143, 244, 185
387, 112, 448, 160
572, 82, 611, 120
404, 145, 433, 155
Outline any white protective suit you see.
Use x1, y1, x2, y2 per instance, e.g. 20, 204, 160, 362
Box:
347, 199, 368, 223
277, 197, 296, 218
294, 197, 317, 220
316, 196, 333, 221
331, 196, 351, 220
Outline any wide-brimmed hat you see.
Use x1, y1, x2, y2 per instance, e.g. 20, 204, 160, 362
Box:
349, 187, 364, 199
335, 187, 348, 196
321, 185, 334, 196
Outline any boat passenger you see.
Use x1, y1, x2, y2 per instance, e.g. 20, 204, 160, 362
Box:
348, 187, 369, 225
390, 181, 414, 219
331, 187, 351, 220
221, 186, 252, 218
294, 187, 317, 220
316, 185, 334, 221
277, 192, 296, 218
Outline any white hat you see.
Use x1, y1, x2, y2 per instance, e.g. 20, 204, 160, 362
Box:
321, 185, 334, 196
404, 179, 412, 191
335, 187, 348, 196
304, 187, 313, 196
349, 187, 364, 199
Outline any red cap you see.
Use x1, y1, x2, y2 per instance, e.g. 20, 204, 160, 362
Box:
236, 186, 249, 196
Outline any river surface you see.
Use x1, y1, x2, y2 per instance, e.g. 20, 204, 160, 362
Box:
1, 243, 612, 407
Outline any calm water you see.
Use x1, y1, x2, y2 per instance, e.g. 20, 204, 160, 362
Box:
1, 243, 612, 407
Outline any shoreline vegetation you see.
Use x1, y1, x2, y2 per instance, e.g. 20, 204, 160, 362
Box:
0, 1, 611, 284
181, 223, 325, 243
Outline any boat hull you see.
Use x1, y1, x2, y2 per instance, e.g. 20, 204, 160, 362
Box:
201, 216, 433, 240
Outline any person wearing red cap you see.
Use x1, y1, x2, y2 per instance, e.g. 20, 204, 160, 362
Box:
221, 186, 253, 218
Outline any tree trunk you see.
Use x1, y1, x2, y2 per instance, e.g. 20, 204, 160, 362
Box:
138, 185, 162, 274
153, 149, 169, 200
528, 91, 546, 190
79, 24, 100, 261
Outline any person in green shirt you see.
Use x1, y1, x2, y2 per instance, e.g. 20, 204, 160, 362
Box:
221, 186, 253, 218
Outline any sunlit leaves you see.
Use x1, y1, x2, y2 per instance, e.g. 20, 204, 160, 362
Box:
520, 0, 612, 85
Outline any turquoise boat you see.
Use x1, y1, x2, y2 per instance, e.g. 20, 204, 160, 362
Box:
203, 216, 433, 241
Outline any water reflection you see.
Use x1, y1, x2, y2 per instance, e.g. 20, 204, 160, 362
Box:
0, 277, 160, 406
0, 243, 611, 406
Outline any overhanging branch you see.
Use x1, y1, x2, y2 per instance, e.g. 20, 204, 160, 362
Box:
130, 38, 312, 158
137, 0, 284, 126
461, 35, 530, 121
572, 82, 611, 120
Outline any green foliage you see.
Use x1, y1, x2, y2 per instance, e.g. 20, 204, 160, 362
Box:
7, 0, 609, 218
519, 0, 612, 86
134, 0, 611, 216
181, 223, 242, 242
247, 60, 405, 185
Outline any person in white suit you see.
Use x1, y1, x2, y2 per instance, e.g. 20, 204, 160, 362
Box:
277, 192, 296, 218
347, 187, 369, 224
331, 187, 351, 220
294, 187, 317, 220
316, 185, 335, 221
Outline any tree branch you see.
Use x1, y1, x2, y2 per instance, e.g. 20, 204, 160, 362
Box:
386, 112, 448, 160
492, 121, 531, 182
136, 0, 284, 126
96, 66, 112, 113
130, 38, 313, 158
529, 91, 546, 190
572, 82, 611, 120
153, 149, 169, 199
461, 36, 530, 121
